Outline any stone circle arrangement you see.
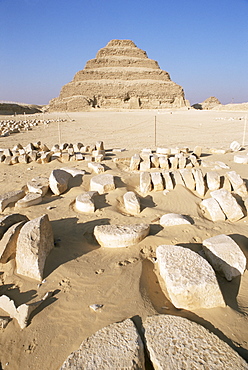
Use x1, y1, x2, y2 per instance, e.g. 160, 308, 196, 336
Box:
0, 137, 247, 368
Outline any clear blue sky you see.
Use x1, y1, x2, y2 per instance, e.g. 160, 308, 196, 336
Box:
0, 0, 247, 105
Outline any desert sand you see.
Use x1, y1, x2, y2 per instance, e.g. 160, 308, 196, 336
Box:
0, 108, 248, 369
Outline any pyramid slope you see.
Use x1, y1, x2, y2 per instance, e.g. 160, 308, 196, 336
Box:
49, 39, 186, 111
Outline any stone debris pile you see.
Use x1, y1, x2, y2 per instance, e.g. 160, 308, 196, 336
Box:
0, 118, 66, 137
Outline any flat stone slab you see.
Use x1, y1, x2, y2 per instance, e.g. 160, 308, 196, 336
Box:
123, 191, 140, 215
162, 170, 174, 190
15, 192, 42, 208
49, 169, 72, 195
60, 167, 85, 177
75, 191, 98, 213
160, 213, 192, 227
192, 168, 205, 197
0, 190, 25, 212
210, 189, 244, 222
0, 213, 29, 239
94, 223, 150, 248
60, 319, 145, 369
156, 244, 225, 309
27, 176, 49, 196
200, 198, 226, 222
16, 214, 54, 281
90, 174, 115, 194
143, 315, 247, 370
202, 234, 246, 281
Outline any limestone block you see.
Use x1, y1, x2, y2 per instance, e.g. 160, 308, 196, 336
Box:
226, 170, 247, 197
210, 189, 244, 222
234, 154, 248, 164
177, 153, 186, 168
94, 223, 150, 248
140, 159, 150, 171
75, 192, 98, 213
130, 154, 141, 170
95, 141, 104, 150
90, 174, 115, 194
230, 140, 242, 152
0, 221, 26, 263
214, 161, 230, 169
202, 234, 246, 281
0, 213, 29, 239
75, 153, 84, 161
151, 154, 160, 168
140, 172, 151, 194
27, 176, 49, 196
123, 191, 140, 215
189, 154, 199, 167
60, 152, 70, 162
156, 244, 225, 309
49, 169, 72, 195
162, 170, 174, 190
245, 197, 248, 211
169, 156, 178, 170
4, 156, 12, 165
200, 198, 226, 222
16, 214, 54, 281
0, 295, 16, 318
160, 213, 192, 227
143, 315, 248, 370
0, 189, 25, 212
170, 147, 180, 155
192, 168, 205, 197
179, 169, 195, 191
40, 151, 51, 163
193, 145, 202, 158
205, 171, 220, 191
60, 319, 145, 369
210, 148, 227, 155
156, 147, 170, 155
151, 172, 164, 191
18, 154, 29, 164
15, 192, 42, 208
88, 162, 105, 174
92, 149, 105, 159
158, 156, 169, 169
222, 175, 232, 191
94, 154, 104, 162
10, 155, 19, 165
171, 170, 185, 186
60, 167, 85, 177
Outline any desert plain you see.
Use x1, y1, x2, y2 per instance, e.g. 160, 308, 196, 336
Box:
0, 108, 248, 369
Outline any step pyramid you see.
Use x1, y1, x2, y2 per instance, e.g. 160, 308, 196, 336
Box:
49, 39, 186, 111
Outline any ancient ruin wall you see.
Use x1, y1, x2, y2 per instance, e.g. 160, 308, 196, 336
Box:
49, 39, 186, 111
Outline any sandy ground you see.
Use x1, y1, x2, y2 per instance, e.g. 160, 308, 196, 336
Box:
0, 108, 248, 369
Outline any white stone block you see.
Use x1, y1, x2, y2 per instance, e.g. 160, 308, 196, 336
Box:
226, 170, 247, 197
230, 140, 242, 152
162, 170, 174, 190
150, 172, 164, 191
27, 176, 49, 196
123, 191, 140, 215
88, 162, 105, 174
75, 192, 97, 213
200, 198, 226, 222
90, 174, 115, 194
234, 155, 248, 164
49, 169, 72, 195
130, 154, 140, 170
179, 169, 195, 191
192, 168, 205, 197
206, 171, 220, 191
210, 189, 244, 222
0, 190, 25, 212
160, 213, 192, 227
140, 172, 151, 194
15, 193, 42, 208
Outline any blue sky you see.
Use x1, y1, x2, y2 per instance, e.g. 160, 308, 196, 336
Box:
0, 0, 247, 105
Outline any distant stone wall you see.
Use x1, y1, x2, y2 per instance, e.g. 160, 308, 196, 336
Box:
49, 39, 186, 111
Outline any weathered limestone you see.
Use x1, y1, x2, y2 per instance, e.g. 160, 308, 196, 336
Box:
189, 154, 199, 167
143, 315, 248, 370
0, 221, 26, 263
169, 156, 178, 170
230, 141, 242, 152
205, 171, 220, 191
158, 156, 169, 169
123, 191, 141, 215
177, 153, 187, 169
234, 154, 248, 164
193, 145, 202, 158
27, 176, 49, 196
75, 191, 98, 213
210, 189, 244, 222
162, 170, 174, 190
0, 190, 25, 212
60, 167, 85, 177
160, 213, 192, 227
50, 39, 186, 111
179, 168, 195, 191
151, 154, 160, 168
151, 172, 164, 191
156, 244, 225, 309
0, 213, 29, 239
49, 169, 72, 195
90, 174, 115, 194
16, 214, 54, 281
192, 168, 205, 197
140, 172, 152, 194
60, 319, 145, 369
139, 159, 151, 171
15, 193, 42, 208
202, 234, 246, 281
94, 223, 150, 248
171, 170, 185, 186
88, 162, 105, 174
226, 171, 247, 197
130, 154, 141, 171
200, 198, 226, 222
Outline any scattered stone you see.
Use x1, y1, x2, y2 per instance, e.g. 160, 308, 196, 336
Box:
160, 213, 192, 227
94, 223, 150, 248
88, 162, 105, 174
189, 154, 199, 167
177, 153, 187, 168
60, 167, 85, 177
230, 141, 242, 152
15, 193, 42, 208
192, 168, 205, 197
75, 192, 98, 213
214, 160, 230, 169
200, 198, 226, 222
27, 176, 49, 196
0, 189, 25, 212
210, 189, 244, 222
16, 214, 54, 281
49, 169, 72, 195
60, 319, 145, 369
150, 172, 164, 191
140, 172, 152, 194
179, 168, 195, 191
226, 170, 247, 197
123, 191, 141, 215
130, 154, 141, 171
89, 304, 104, 311
90, 174, 115, 194
202, 234, 246, 281
156, 244, 225, 309
210, 148, 228, 155
234, 154, 248, 164
205, 171, 220, 191
143, 315, 248, 370
169, 156, 178, 170
0, 221, 26, 263
156, 147, 170, 155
